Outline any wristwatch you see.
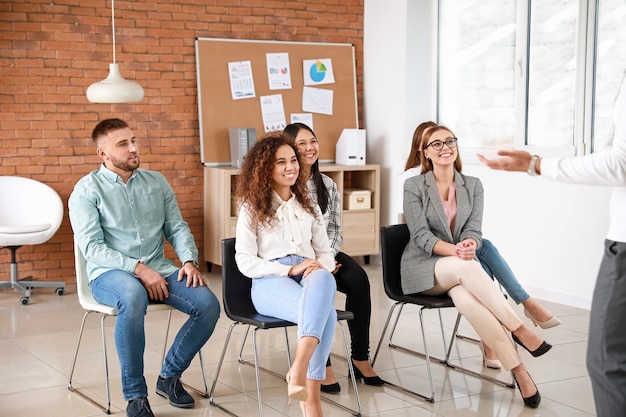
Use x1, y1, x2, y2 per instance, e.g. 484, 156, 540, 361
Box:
184, 260, 199, 268
527, 155, 539, 176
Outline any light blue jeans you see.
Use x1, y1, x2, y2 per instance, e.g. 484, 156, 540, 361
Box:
477, 239, 530, 304
251, 255, 337, 380
90, 269, 220, 400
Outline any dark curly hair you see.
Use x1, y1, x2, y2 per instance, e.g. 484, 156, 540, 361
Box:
237, 132, 318, 228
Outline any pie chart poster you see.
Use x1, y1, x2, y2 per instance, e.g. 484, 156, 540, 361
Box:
303, 58, 335, 86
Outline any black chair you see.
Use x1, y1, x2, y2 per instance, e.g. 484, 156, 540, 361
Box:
209, 238, 362, 417
371, 224, 514, 403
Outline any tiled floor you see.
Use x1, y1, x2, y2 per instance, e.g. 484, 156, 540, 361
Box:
0, 262, 595, 417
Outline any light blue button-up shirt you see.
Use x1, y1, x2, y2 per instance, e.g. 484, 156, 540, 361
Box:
68, 165, 198, 281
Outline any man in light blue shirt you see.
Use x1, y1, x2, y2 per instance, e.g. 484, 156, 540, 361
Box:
69, 118, 220, 417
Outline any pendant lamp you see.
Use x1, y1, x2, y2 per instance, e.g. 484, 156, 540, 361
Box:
86, 0, 144, 103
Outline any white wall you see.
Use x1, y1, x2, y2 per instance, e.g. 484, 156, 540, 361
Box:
363, 0, 609, 309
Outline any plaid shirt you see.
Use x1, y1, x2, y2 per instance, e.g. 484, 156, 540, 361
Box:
307, 174, 343, 256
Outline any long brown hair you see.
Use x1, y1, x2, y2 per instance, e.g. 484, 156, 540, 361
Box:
419, 125, 463, 174
404, 121, 437, 171
237, 132, 317, 228
283, 122, 330, 214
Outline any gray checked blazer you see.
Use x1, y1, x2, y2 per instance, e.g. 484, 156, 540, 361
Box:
400, 170, 484, 295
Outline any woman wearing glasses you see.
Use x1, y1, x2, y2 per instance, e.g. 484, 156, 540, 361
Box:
402, 122, 560, 369
402, 124, 551, 408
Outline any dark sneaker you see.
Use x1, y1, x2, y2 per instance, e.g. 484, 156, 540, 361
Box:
156, 375, 195, 408
126, 397, 154, 417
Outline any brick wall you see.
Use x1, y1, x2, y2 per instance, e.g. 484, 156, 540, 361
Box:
0, 0, 364, 286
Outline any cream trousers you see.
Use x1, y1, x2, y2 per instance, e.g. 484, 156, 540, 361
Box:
422, 256, 523, 370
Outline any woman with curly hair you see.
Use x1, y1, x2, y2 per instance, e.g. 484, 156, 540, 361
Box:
235, 132, 337, 417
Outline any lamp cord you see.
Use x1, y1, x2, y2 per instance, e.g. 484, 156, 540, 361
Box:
111, 0, 116, 64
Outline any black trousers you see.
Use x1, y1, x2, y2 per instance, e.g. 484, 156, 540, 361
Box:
327, 252, 372, 363
586, 240, 626, 417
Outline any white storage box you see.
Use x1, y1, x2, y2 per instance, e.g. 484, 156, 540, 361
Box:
343, 189, 371, 210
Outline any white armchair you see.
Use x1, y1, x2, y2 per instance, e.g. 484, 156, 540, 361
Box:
0, 176, 65, 304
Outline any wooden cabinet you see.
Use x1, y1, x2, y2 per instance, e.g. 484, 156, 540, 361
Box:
203, 164, 380, 268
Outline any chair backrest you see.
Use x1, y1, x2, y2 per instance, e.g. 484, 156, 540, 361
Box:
380, 224, 410, 301
74, 240, 89, 302
73, 240, 117, 314
221, 237, 259, 321
0, 176, 63, 246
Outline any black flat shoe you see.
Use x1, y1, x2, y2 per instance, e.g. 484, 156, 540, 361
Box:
320, 382, 341, 393
513, 372, 541, 408
351, 359, 385, 386
512, 334, 552, 357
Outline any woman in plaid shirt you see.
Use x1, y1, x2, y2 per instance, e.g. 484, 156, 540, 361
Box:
285, 123, 384, 393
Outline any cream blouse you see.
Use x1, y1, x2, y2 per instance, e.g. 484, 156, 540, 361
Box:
235, 191, 335, 278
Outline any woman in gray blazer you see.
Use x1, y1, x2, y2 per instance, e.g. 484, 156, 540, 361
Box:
402, 125, 551, 408
403, 122, 561, 330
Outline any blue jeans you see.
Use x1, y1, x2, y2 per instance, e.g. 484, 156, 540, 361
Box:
477, 239, 530, 304
251, 255, 337, 380
90, 269, 220, 401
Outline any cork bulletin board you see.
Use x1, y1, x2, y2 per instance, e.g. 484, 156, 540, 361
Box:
195, 37, 358, 165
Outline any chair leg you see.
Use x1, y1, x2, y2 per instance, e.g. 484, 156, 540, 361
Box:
372, 301, 403, 366
1, 247, 65, 304
319, 321, 362, 416
67, 311, 112, 414
442, 315, 515, 388
211, 322, 284, 417
192, 349, 210, 398
283, 327, 292, 371
372, 303, 436, 402
385, 303, 406, 348
252, 327, 265, 417
238, 326, 293, 378
236, 321, 362, 416
387, 308, 515, 389
237, 325, 252, 364
159, 309, 209, 397
418, 307, 437, 402
209, 321, 241, 417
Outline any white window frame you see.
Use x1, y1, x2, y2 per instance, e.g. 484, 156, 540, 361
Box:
437, 0, 614, 159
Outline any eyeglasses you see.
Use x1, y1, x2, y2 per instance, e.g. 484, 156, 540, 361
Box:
424, 138, 458, 151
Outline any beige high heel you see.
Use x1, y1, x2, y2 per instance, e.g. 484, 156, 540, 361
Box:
524, 307, 562, 329
286, 372, 308, 405
479, 341, 502, 369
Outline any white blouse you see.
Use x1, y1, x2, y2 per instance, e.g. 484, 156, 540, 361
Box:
235, 191, 335, 278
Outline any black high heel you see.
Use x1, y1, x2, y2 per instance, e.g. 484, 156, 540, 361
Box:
511, 334, 552, 357
350, 359, 385, 386
513, 371, 541, 408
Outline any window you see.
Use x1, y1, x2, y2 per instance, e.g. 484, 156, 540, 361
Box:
592, 1, 626, 152
438, 0, 626, 154
526, 0, 578, 148
438, 0, 517, 149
